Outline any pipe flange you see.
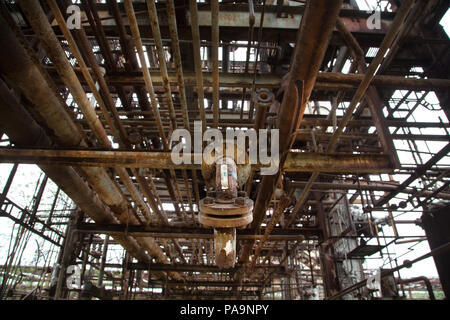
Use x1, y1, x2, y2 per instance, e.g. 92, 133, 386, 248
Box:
198, 197, 253, 228
199, 211, 253, 228
199, 197, 253, 216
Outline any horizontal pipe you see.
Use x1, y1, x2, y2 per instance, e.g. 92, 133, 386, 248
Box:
0, 148, 394, 173
0, 7, 177, 278
127, 262, 287, 273
150, 280, 264, 288
289, 181, 450, 200
75, 223, 320, 240
98, 71, 450, 90
0, 78, 152, 263
44, 3, 394, 33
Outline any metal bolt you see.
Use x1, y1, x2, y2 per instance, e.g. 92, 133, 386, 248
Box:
238, 191, 247, 197
234, 197, 246, 206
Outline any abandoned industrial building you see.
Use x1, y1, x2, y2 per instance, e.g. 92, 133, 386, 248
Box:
0, 0, 449, 301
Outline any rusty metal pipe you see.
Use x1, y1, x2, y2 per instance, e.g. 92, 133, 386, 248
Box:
254, 89, 272, 131
326, 0, 415, 152
287, 0, 414, 228
165, 0, 201, 247
0, 78, 151, 265
145, 0, 177, 131
240, 0, 344, 267
108, 0, 151, 113
48, 0, 130, 147
108, 0, 187, 261
215, 228, 236, 269
239, 0, 255, 120
0, 149, 394, 173
211, 0, 220, 128
77, 70, 450, 90
0, 10, 179, 279
82, 0, 131, 112
199, 157, 253, 268
0, 14, 82, 148
248, 0, 267, 121
18, 0, 111, 149
42, 0, 159, 229
124, 0, 168, 150
166, 0, 190, 130
189, 0, 207, 131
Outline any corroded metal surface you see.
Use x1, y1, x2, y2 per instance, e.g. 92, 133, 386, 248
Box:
214, 228, 236, 269
200, 154, 253, 268
0, 0, 449, 300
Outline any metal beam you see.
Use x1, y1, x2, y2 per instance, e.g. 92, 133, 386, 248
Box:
374, 142, 450, 207
128, 262, 286, 273
238, 0, 343, 279
0, 148, 394, 173
150, 280, 264, 288
75, 223, 320, 240
45, 4, 393, 35
97, 71, 450, 90
289, 181, 450, 201
0, 5, 177, 278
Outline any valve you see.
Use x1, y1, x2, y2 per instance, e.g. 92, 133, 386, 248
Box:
199, 155, 253, 268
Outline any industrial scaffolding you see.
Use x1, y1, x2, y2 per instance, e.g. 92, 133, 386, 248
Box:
0, 0, 449, 300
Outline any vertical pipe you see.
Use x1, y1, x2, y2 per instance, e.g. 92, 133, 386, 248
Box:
54, 215, 77, 300
240, 0, 255, 120
211, 0, 220, 128
1, 5, 178, 277
145, 0, 177, 131
326, 0, 415, 152
215, 228, 236, 269
189, 0, 207, 131
166, 0, 190, 130
254, 89, 272, 131
48, 0, 129, 148
124, 0, 169, 150
248, 0, 267, 121
422, 205, 450, 299
97, 235, 110, 287
238, 0, 344, 279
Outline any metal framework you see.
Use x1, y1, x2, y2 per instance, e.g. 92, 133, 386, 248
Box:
0, 0, 449, 300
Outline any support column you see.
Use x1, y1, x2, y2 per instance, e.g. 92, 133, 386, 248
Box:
54, 211, 80, 299
421, 204, 450, 299
316, 192, 340, 298
97, 235, 110, 287
0, 163, 18, 208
